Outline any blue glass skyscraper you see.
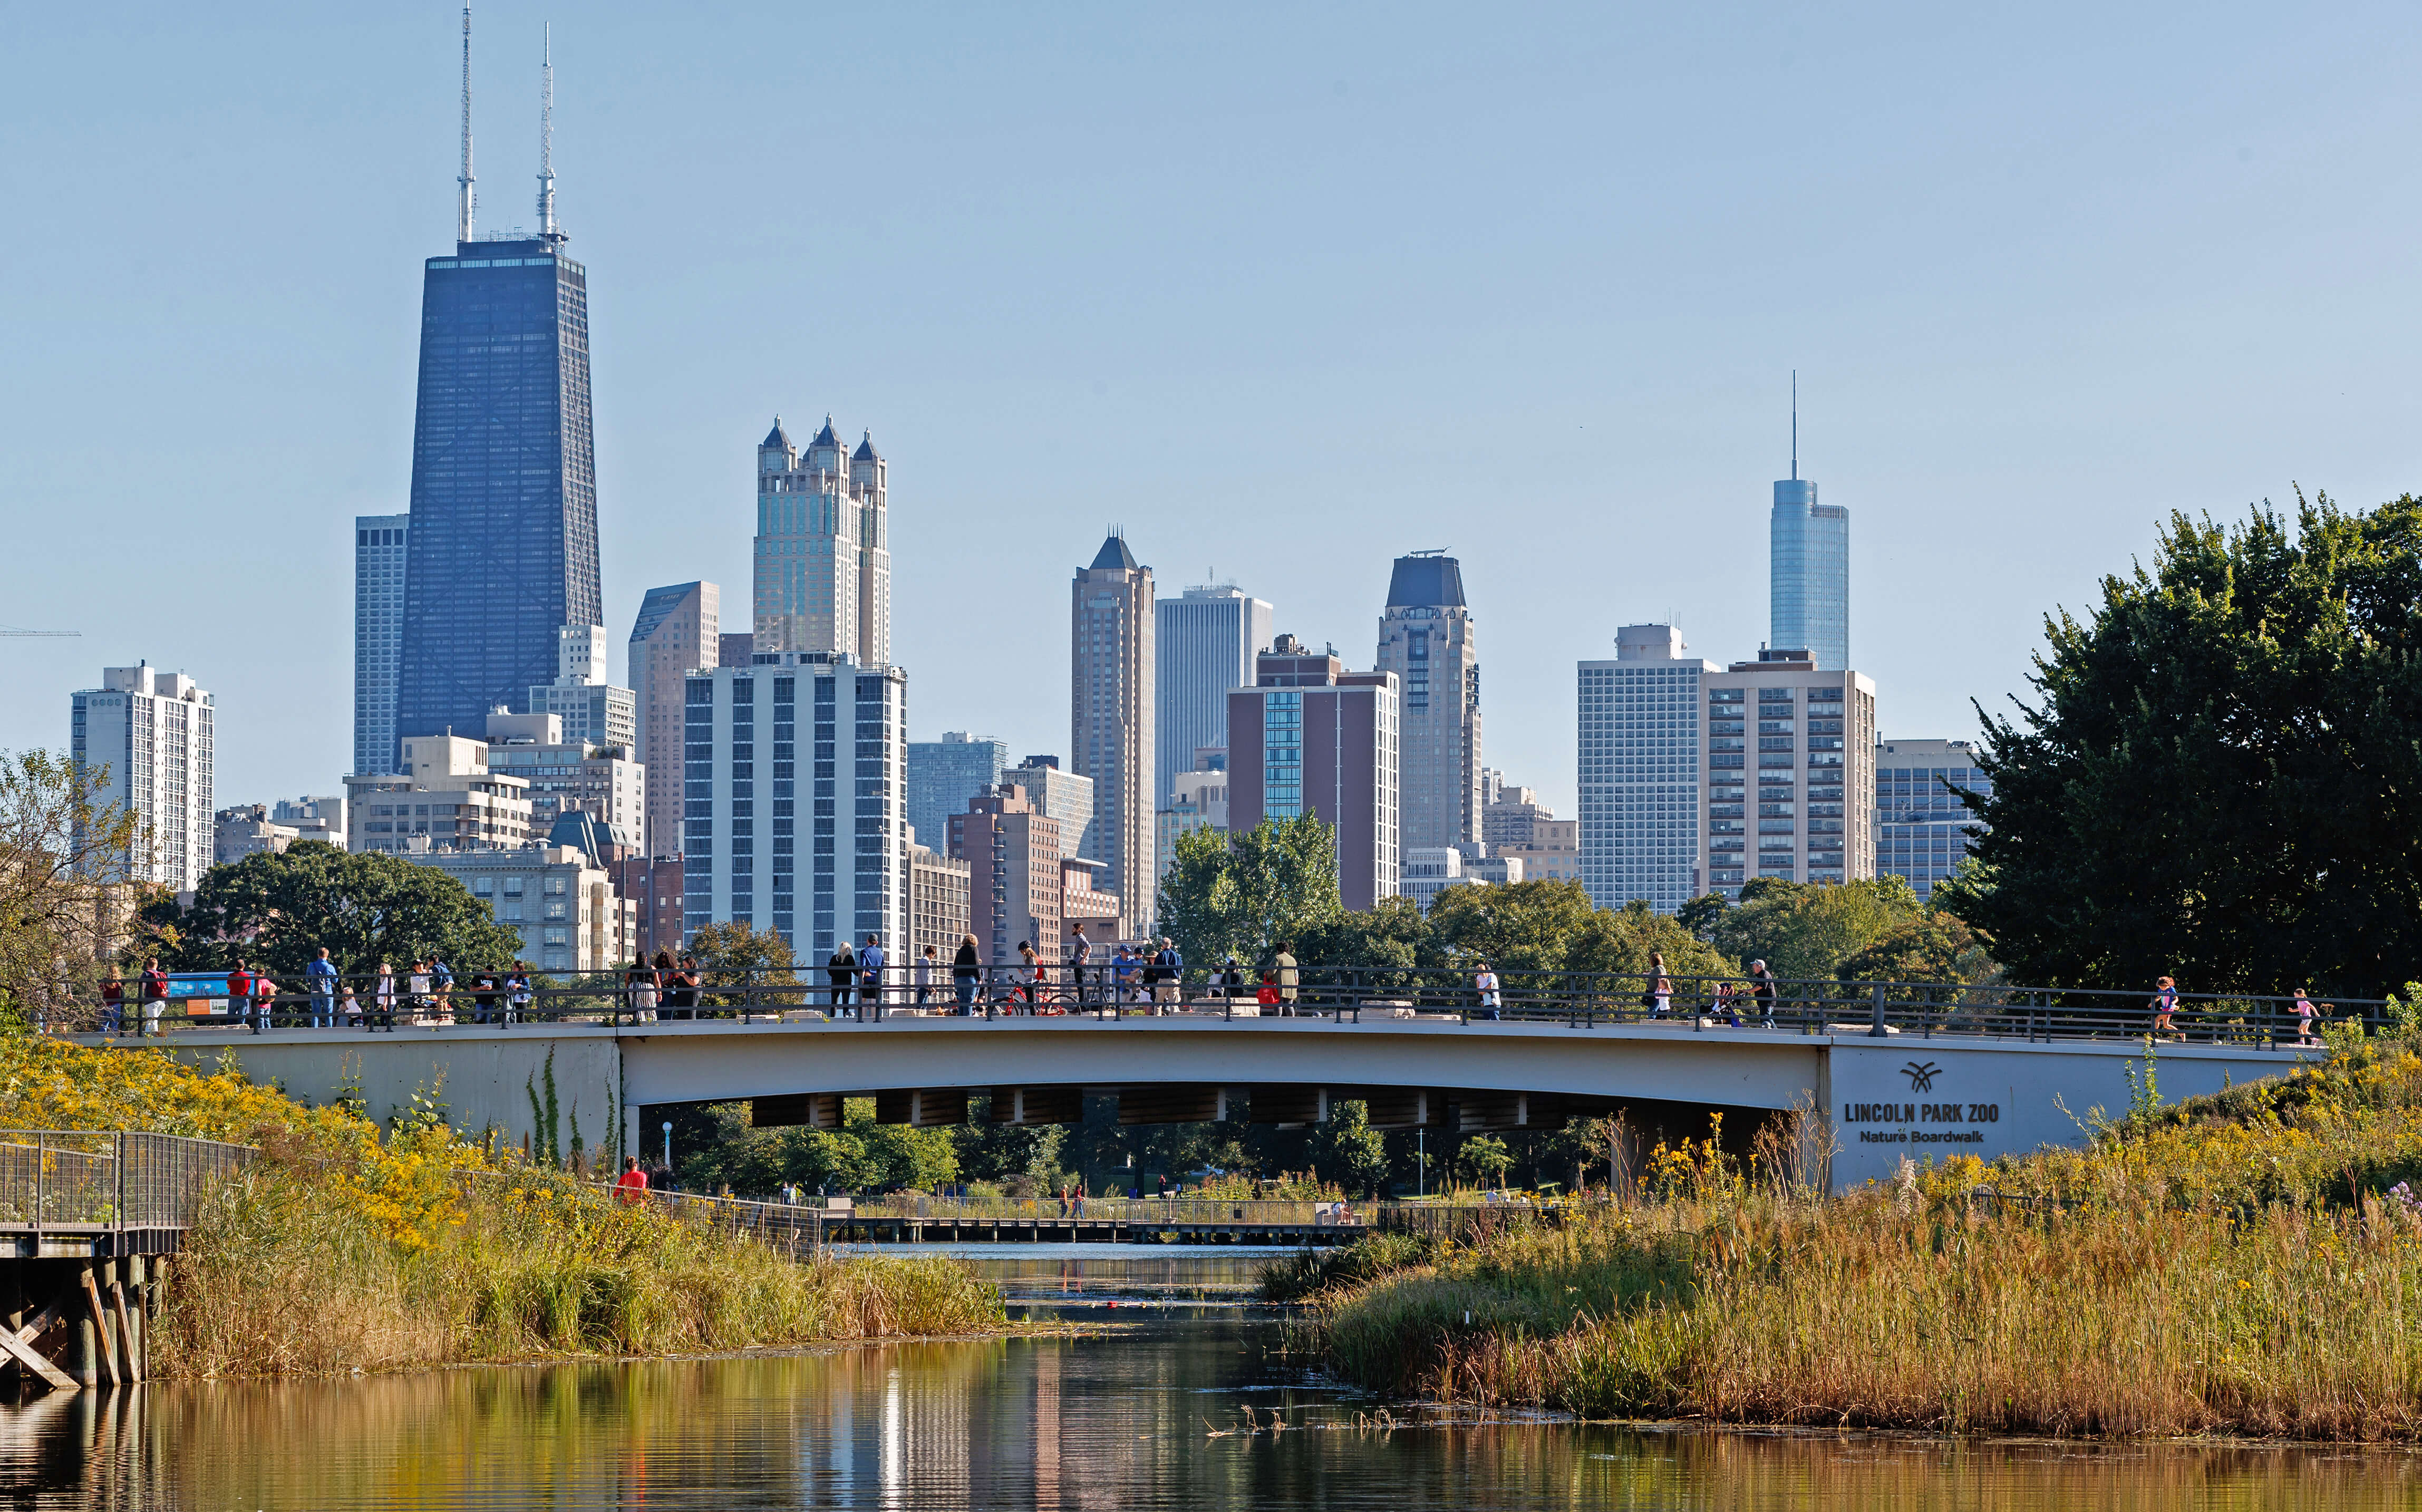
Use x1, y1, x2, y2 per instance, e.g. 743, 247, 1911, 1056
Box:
390, 20, 599, 764
1769, 386, 1848, 671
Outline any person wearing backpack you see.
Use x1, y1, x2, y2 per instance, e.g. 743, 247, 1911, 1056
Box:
1152, 938, 1184, 1015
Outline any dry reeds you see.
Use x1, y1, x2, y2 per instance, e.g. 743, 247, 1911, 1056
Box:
1308, 1043, 2422, 1439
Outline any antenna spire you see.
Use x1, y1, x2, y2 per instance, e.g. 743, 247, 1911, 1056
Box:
1790, 369, 1798, 481
536, 23, 556, 237
456, 7, 475, 244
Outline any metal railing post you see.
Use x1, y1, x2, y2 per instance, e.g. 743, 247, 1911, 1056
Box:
1871, 981, 1890, 1038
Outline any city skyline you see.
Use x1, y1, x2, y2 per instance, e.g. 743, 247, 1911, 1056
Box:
11, 6, 2420, 827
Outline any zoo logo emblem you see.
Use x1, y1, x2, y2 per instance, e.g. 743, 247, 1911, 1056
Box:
1901, 1060, 1942, 1093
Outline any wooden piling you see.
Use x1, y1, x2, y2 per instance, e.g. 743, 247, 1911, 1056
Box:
80, 1265, 119, 1387
109, 1260, 139, 1382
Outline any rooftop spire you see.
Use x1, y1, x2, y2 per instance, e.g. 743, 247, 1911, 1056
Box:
456, 7, 475, 244
1791, 369, 1798, 481
535, 22, 555, 237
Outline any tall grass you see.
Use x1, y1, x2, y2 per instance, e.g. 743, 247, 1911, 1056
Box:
160, 1161, 1004, 1378
1303, 1041, 2422, 1439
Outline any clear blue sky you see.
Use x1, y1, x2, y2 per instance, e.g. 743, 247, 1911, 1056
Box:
5, 4, 2419, 821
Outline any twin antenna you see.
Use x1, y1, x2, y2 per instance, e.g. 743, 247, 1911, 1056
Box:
453, 8, 558, 245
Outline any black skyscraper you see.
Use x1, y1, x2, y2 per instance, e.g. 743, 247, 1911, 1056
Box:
391, 233, 599, 758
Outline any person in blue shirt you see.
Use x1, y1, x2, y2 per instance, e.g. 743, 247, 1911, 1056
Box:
306, 947, 340, 1029
858, 935, 887, 1017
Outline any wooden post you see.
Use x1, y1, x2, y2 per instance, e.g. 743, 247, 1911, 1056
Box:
74, 1275, 100, 1389
127, 1256, 147, 1380
80, 1265, 119, 1388
110, 1259, 139, 1382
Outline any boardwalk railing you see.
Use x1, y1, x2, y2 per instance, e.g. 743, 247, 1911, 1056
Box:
0, 1130, 253, 1235
55, 966, 2370, 1050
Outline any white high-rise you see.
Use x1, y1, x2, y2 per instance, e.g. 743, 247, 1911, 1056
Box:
353, 513, 409, 775
1577, 626, 1719, 912
71, 664, 216, 891
754, 418, 890, 665
1155, 583, 1271, 806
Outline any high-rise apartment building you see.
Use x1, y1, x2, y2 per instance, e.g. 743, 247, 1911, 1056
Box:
1876, 738, 1991, 900
70, 665, 214, 891
1771, 459, 1849, 673
354, 514, 410, 774
1072, 534, 1155, 933
950, 783, 1064, 966
406, 844, 634, 975
1003, 758, 1096, 863
481, 711, 644, 845
1374, 553, 1481, 848
719, 632, 755, 671
754, 418, 890, 664
908, 733, 1009, 858
1577, 625, 1720, 912
1481, 782, 1581, 885
1700, 651, 1876, 899
526, 624, 636, 752
683, 653, 906, 960
1156, 583, 1271, 809
395, 225, 600, 747
1226, 636, 1400, 911
907, 836, 973, 970
628, 581, 720, 857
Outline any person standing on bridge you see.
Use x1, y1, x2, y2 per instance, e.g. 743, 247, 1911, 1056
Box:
372, 961, 396, 1031
1273, 941, 1300, 1016
140, 957, 169, 1035
2150, 976, 2181, 1040
1068, 925, 1093, 1011
1152, 938, 1183, 1015
307, 947, 338, 1029
953, 934, 981, 1015
859, 934, 887, 1016
99, 972, 123, 1034
827, 939, 857, 1019
1747, 961, 1777, 1026
1475, 961, 1501, 1020
1649, 952, 1673, 1018
226, 958, 255, 1029
626, 957, 660, 1023
914, 944, 938, 1010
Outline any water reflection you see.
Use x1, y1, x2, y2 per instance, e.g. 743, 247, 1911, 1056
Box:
2, 1250, 2419, 1509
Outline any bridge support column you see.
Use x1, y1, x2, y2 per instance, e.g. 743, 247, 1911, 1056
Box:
73, 1276, 99, 1389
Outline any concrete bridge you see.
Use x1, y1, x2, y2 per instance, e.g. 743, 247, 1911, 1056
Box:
105, 1011, 2321, 1189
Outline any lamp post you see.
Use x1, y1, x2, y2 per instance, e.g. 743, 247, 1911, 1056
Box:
662, 1120, 673, 1174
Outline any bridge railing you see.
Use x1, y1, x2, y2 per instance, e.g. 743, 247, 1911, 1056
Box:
52, 966, 2375, 1049
0, 1131, 254, 1232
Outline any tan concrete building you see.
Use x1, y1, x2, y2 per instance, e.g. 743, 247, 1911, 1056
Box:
346, 735, 534, 856
482, 711, 645, 847
1072, 534, 1156, 935
405, 843, 635, 974
1701, 650, 1877, 897
907, 832, 972, 968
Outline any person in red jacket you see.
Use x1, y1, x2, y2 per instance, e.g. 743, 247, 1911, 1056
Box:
139, 959, 169, 1036
225, 959, 255, 1026
614, 1156, 651, 1205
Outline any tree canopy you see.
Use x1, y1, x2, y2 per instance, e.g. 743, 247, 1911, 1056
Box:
147, 844, 524, 978
1948, 495, 2422, 997
0, 749, 144, 1019
1156, 815, 1343, 970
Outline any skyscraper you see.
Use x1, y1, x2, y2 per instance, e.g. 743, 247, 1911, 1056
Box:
1577, 625, 1719, 912
683, 653, 907, 956
1770, 383, 1849, 671
907, 732, 1007, 855
1072, 534, 1155, 934
628, 580, 720, 857
1699, 650, 1877, 899
1373, 553, 1481, 848
754, 418, 890, 665
1156, 583, 1271, 810
353, 513, 410, 774
1225, 636, 1400, 911
395, 18, 601, 750
1875, 738, 1991, 899
71, 665, 215, 892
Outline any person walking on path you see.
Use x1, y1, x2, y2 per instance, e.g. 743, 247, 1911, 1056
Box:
626, 957, 660, 1022
1152, 938, 1183, 1014
1747, 961, 1777, 1027
1649, 952, 1674, 1019
1018, 941, 1048, 1012
827, 941, 858, 1018
372, 961, 397, 1031
469, 967, 501, 1025
1475, 961, 1502, 1020
953, 934, 981, 1015
307, 948, 339, 1029
859, 934, 887, 1017
2151, 976, 2182, 1040
139, 958, 169, 1036
99, 973, 124, 1034
2293, 987, 2320, 1047
614, 1155, 651, 1206
1273, 941, 1300, 1017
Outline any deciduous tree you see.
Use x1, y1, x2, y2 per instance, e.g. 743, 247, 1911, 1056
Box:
150, 844, 522, 978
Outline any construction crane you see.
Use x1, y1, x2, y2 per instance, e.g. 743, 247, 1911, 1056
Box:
0, 628, 79, 637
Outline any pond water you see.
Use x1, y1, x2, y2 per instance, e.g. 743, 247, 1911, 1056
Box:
2, 1246, 2417, 1509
